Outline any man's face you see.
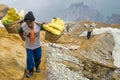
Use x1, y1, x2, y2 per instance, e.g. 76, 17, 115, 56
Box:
26, 21, 34, 28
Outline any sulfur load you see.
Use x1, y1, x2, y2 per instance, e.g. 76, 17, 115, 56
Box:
43, 18, 65, 35
2, 8, 24, 25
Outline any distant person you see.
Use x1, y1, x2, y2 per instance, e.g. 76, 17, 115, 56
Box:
53, 17, 57, 20
84, 22, 96, 39
18, 11, 44, 78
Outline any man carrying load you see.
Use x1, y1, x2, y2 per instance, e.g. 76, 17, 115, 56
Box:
18, 11, 44, 78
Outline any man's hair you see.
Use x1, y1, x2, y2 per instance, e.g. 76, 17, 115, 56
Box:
24, 11, 35, 22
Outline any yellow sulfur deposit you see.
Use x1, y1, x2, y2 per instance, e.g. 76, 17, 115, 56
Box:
43, 24, 61, 35
43, 18, 65, 35
2, 8, 24, 25
19, 9, 24, 19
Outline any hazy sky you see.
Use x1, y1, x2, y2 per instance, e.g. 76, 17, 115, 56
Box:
0, 0, 120, 21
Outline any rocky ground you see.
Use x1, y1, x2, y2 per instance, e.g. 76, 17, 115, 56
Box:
0, 4, 8, 19
43, 21, 120, 80
0, 20, 120, 80
0, 28, 26, 80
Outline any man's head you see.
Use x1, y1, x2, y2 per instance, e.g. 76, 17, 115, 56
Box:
24, 11, 35, 28
53, 17, 57, 20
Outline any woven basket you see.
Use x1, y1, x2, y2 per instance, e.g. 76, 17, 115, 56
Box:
45, 31, 62, 42
4, 20, 23, 34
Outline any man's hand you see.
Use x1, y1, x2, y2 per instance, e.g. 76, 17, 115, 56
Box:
21, 36, 26, 41
19, 33, 26, 41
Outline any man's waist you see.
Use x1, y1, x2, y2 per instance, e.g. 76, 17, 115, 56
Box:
26, 45, 41, 50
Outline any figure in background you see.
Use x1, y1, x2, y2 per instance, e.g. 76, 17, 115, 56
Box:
84, 22, 96, 39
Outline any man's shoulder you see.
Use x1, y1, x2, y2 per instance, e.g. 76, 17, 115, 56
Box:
21, 22, 27, 28
34, 22, 41, 30
35, 22, 41, 28
21, 22, 29, 31
35, 21, 41, 25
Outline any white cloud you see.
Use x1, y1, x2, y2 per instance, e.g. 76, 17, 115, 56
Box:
1, 0, 120, 21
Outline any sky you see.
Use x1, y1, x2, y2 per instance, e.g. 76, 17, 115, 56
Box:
0, 0, 120, 21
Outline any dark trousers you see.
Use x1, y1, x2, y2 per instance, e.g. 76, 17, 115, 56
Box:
26, 47, 42, 70
87, 31, 91, 39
